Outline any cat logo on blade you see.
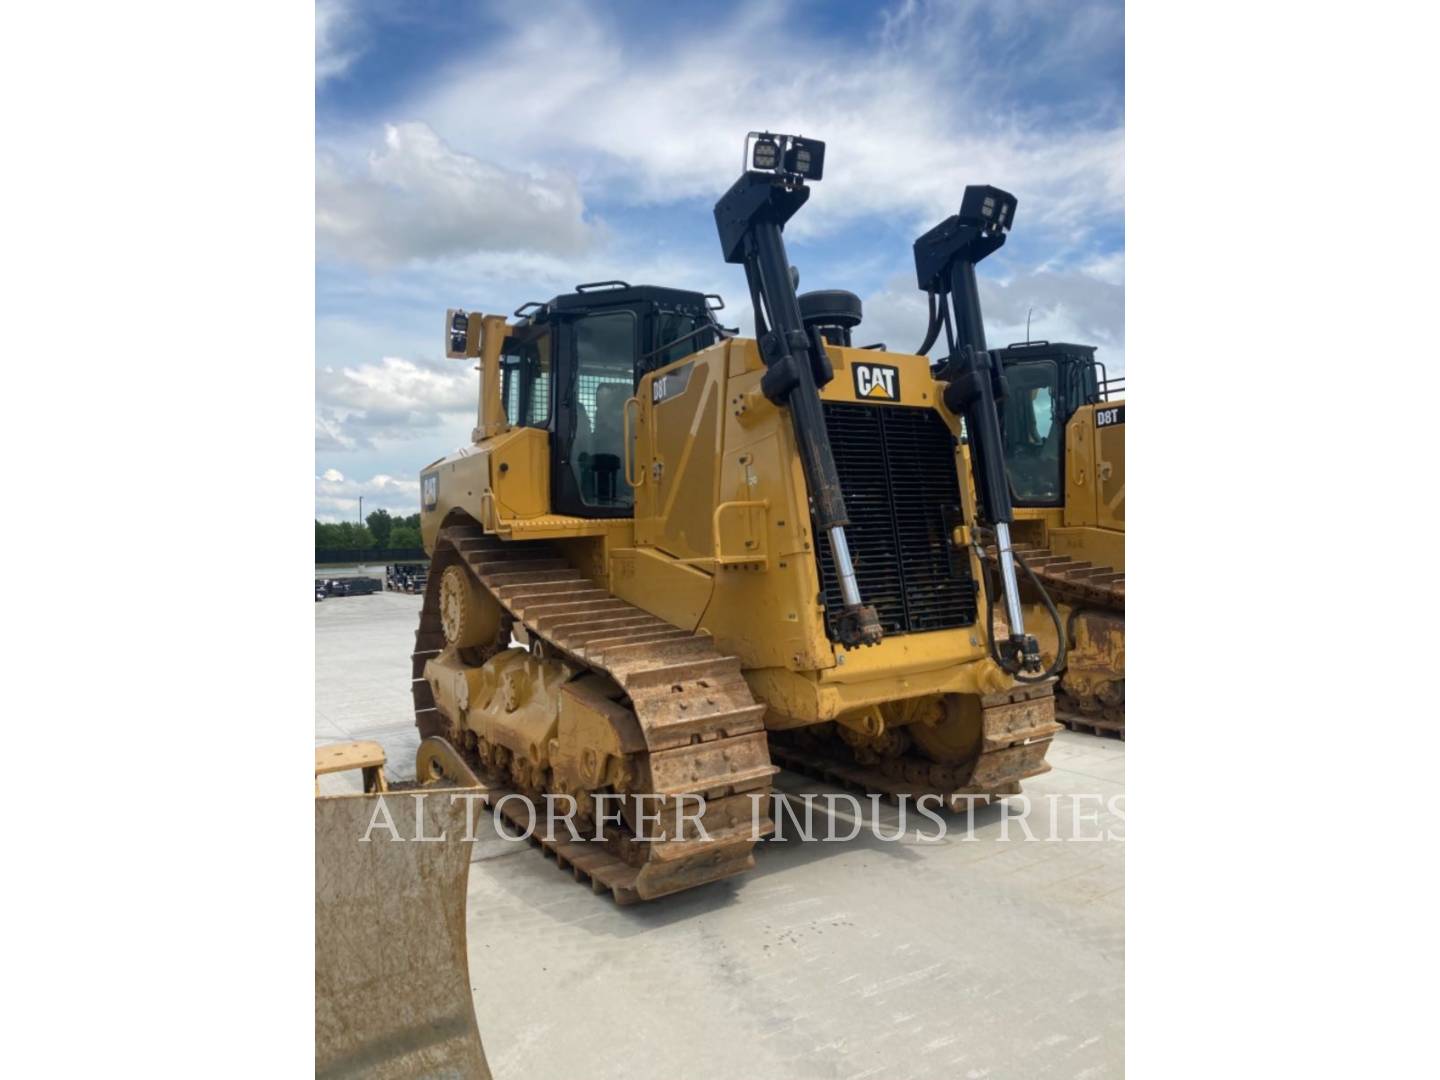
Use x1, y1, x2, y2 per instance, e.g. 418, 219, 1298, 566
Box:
853, 362, 900, 401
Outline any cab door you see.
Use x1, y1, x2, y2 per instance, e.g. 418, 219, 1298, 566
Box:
551, 309, 640, 518
1002, 359, 1064, 507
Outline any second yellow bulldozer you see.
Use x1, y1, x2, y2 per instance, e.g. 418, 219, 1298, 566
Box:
987, 341, 1125, 735
411, 133, 1063, 903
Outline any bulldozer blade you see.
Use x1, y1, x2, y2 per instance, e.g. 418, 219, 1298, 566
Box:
315, 740, 491, 1079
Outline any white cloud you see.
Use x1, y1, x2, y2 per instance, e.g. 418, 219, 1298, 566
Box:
312, 1, 1124, 519
317, 123, 597, 266
316, 412, 355, 453
860, 263, 1125, 374
315, 354, 476, 450
320, 354, 471, 413
1078, 251, 1125, 286
316, 0, 361, 84
853, 283, 933, 357
400, 1, 1123, 247
979, 267, 1124, 372
315, 469, 421, 522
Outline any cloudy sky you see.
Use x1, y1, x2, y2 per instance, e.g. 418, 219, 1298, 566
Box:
314, 0, 1124, 522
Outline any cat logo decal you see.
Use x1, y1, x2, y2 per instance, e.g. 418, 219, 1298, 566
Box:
852, 362, 900, 401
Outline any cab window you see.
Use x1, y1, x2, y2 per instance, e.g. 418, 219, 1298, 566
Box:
650, 311, 714, 369
499, 332, 551, 428
1003, 359, 1062, 504
570, 311, 636, 509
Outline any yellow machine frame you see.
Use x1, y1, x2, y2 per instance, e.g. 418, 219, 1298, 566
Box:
421, 321, 1015, 734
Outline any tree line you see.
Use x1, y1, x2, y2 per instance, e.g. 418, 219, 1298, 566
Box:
315, 509, 422, 552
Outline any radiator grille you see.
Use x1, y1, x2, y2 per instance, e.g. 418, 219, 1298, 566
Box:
814, 402, 978, 638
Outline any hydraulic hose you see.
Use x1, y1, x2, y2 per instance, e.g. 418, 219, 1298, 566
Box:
916, 289, 942, 358
973, 530, 1066, 684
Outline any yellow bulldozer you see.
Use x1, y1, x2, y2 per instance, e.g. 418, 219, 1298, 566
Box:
985, 341, 1125, 736
409, 133, 1066, 903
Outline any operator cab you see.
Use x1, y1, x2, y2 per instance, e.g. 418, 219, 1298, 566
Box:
497, 281, 726, 518
993, 341, 1111, 506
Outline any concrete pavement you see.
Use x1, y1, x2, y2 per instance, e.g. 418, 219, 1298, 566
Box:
316, 589, 1124, 1079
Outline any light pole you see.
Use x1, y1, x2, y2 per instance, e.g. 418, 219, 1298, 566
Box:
358, 496, 363, 523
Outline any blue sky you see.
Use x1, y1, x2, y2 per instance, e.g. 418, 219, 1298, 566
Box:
315, 0, 1124, 521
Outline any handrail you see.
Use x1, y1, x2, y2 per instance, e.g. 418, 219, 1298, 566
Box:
712, 499, 769, 564
622, 396, 645, 488
641, 324, 718, 362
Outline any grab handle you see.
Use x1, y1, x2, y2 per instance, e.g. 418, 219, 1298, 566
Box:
622, 396, 645, 488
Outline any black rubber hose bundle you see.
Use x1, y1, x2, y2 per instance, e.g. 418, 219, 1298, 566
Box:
974, 530, 1067, 684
